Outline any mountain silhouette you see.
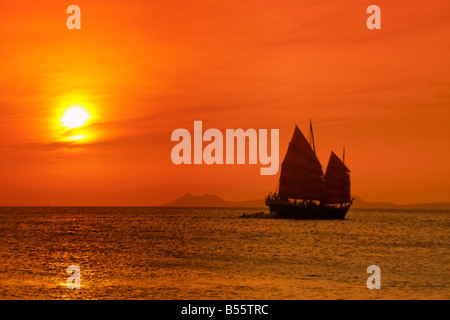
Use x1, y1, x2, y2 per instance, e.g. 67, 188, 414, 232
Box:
162, 193, 265, 208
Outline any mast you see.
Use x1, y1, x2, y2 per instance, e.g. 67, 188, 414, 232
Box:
343, 146, 345, 164
309, 119, 316, 154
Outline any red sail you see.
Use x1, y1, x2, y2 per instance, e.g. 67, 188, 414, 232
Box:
324, 151, 351, 204
278, 125, 324, 200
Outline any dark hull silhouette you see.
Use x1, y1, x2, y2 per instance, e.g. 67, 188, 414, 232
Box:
266, 198, 351, 220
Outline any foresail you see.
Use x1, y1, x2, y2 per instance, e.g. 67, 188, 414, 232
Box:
324, 152, 351, 203
278, 125, 324, 200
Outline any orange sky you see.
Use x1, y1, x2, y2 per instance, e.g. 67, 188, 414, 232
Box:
1, 0, 449, 206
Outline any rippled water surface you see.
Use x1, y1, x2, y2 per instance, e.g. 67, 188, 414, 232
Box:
0, 207, 448, 299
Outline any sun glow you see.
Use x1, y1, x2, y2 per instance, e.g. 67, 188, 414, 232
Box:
61, 106, 91, 129
67, 134, 87, 141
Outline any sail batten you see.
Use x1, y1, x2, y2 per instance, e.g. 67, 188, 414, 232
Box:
278, 125, 324, 200
324, 151, 351, 204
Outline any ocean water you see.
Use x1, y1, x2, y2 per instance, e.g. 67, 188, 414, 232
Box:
0, 207, 448, 300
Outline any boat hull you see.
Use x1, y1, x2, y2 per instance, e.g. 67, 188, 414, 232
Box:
266, 199, 351, 220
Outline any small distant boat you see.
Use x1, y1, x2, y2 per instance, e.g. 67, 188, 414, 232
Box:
265, 121, 353, 219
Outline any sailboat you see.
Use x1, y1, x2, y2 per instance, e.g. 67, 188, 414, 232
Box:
265, 122, 353, 219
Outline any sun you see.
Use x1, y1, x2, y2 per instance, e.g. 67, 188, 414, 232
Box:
61, 106, 91, 129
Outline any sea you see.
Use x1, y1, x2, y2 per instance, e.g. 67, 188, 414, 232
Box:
0, 207, 448, 300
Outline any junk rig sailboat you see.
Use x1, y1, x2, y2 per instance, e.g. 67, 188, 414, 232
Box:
265, 121, 353, 219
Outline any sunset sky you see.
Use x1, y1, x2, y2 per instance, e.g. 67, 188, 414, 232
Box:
1, 0, 449, 206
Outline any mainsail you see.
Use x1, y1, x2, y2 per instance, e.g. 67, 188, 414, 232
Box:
324, 151, 351, 203
278, 125, 324, 200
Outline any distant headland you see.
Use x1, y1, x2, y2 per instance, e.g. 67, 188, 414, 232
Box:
162, 193, 265, 208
